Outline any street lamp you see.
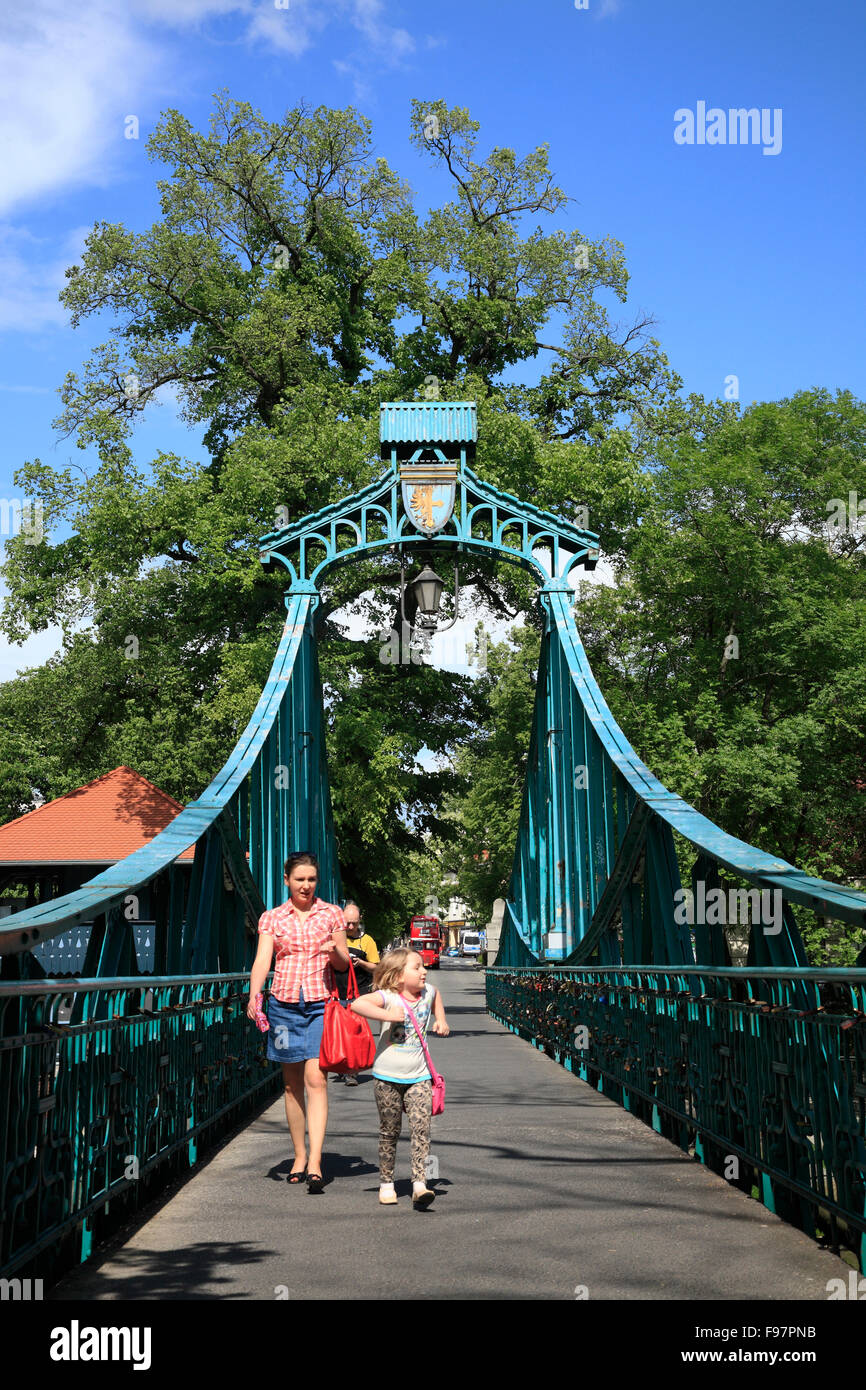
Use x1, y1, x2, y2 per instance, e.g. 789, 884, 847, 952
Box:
400, 554, 460, 632
411, 566, 445, 621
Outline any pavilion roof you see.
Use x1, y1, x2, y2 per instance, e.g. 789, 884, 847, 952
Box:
0, 766, 197, 865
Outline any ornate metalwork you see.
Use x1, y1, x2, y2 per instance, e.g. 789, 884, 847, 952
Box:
499, 583, 866, 966
487, 965, 866, 1269
257, 403, 599, 586
0, 593, 340, 969
0, 973, 280, 1280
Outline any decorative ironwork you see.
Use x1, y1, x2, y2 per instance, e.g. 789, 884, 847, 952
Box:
0, 973, 280, 1281
257, 401, 599, 586
487, 966, 866, 1270
499, 583, 866, 966
0, 593, 340, 969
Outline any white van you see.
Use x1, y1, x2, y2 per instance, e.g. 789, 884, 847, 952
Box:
460, 933, 483, 957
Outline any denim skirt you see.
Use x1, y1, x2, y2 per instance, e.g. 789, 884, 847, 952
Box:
266, 989, 327, 1064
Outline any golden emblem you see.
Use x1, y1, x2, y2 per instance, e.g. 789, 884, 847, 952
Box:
410, 485, 435, 530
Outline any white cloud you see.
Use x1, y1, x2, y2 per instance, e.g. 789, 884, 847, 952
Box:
137, 0, 416, 59
335, 0, 417, 99
141, 0, 335, 58
0, 3, 429, 220
0, 224, 91, 333
332, 58, 374, 105
138, 0, 251, 22
0, 1, 431, 329
0, 4, 161, 219
247, 2, 329, 57
0, 629, 64, 682
0, 226, 70, 332
350, 0, 414, 58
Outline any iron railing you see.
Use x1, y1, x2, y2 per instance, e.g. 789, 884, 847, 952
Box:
0, 973, 279, 1281
487, 965, 866, 1271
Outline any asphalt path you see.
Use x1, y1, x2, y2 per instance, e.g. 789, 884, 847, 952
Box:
52, 961, 853, 1301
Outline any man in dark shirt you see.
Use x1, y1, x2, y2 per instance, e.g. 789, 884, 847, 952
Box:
333, 901, 380, 1085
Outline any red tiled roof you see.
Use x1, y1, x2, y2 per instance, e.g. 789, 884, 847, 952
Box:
0, 766, 197, 864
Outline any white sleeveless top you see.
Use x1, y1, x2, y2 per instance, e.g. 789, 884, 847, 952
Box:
371, 984, 435, 1083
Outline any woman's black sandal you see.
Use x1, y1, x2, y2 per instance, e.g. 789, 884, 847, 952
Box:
307, 1173, 324, 1194
288, 1168, 306, 1184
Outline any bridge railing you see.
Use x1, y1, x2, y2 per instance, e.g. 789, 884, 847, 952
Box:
0, 972, 280, 1282
487, 964, 866, 1271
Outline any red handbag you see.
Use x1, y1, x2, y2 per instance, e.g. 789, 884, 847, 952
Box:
319, 960, 376, 1073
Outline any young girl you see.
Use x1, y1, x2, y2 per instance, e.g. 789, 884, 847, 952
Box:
350, 948, 449, 1208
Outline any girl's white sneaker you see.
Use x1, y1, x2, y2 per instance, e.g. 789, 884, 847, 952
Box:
379, 1182, 398, 1205
412, 1182, 435, 1209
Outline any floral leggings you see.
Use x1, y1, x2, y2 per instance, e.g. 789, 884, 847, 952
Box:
373, 1078, 432, 1184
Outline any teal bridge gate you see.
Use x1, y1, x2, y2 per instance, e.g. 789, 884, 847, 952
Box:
1, 401, 865, 1280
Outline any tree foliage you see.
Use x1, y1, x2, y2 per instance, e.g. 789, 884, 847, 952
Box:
577, 389, 866, 962
440, 622, 541, 924
0, 95, 666, 911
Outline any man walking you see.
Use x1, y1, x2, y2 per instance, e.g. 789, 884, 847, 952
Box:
333, 901, 379, 1086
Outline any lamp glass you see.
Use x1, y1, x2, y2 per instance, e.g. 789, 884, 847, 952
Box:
411, 566, 444, 617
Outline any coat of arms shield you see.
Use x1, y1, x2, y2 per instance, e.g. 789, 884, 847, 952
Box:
400, 465, 457, 535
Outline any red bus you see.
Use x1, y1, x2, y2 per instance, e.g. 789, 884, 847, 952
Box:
408, 915, 442, 969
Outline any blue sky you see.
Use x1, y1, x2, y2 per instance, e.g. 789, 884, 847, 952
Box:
0, 0, 864, 677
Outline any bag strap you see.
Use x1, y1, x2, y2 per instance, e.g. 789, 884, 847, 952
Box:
330, 957, 360, 1001
400, 993, 441, 1083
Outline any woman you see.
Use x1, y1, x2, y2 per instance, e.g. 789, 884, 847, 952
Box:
247, 851, 349, 1193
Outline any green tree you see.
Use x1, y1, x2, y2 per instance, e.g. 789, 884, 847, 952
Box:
0, 94, 667, 902
576, 389, 866, 963
326, 638, 473, 941
441, 622, 541, 924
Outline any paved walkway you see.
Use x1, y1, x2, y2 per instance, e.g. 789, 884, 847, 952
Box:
53, 964, 851, 1301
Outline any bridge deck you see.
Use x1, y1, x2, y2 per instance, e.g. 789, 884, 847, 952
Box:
51, 964, 850, 1302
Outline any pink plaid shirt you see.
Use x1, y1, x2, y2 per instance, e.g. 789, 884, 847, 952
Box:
258, 897, 347, 1003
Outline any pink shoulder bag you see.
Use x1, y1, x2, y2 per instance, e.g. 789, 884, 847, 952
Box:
400, 995, 446, 1115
